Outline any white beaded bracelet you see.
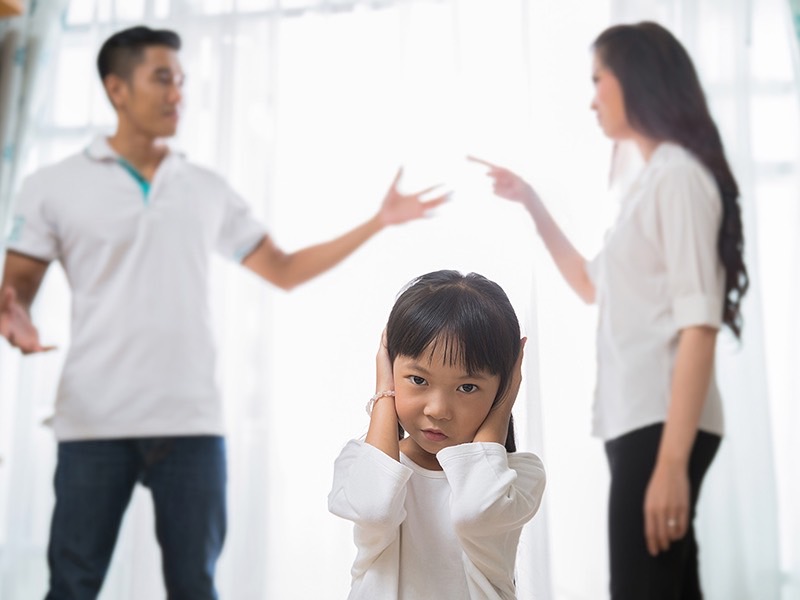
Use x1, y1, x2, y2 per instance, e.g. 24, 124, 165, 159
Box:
365, 390, 395, 416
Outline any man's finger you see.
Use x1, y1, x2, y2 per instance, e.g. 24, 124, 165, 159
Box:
0, 287, 15, 311
413, 183, 446, 197
390, 166, 404, 188
420, 194, 450, 211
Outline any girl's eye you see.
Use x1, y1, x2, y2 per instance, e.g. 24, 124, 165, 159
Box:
408, 375, 427, 386
458, 383, 478, 393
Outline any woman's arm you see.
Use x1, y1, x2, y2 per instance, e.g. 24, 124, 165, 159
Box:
469, 157, 595, 304
643, 325, 717, 556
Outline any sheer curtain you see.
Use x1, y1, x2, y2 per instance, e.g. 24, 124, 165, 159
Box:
0, 1, 621, 598
608, 1, 800, 598
0, 2, 69, 598
0, 0, 68, 231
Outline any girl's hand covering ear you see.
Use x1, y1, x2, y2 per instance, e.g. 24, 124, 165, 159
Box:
473, 337, 526, 445
375, 328, 394, 394
495, 337, 526, 414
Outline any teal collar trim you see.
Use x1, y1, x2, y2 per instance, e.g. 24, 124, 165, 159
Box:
117, 158, 151, 204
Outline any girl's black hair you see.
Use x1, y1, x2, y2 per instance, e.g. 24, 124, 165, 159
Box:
386, 270, 521, 452
594, 22, 748, 338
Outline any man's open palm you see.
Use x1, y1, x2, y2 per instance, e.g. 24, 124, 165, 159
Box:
378, 167, 449, 225
0, 288, 54, 354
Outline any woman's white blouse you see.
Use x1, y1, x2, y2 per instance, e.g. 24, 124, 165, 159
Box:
587, 142, 726, 441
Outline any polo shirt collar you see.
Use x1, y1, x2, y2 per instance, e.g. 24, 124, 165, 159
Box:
84, 134, 185, 162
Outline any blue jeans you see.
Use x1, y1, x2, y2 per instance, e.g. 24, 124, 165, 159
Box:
45, 436, 227, 600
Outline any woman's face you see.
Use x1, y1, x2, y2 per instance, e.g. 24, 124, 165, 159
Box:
590, 53, 633, 140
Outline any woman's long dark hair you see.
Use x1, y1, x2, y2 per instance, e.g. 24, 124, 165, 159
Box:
594, 22, 748, 338
386, 270, 521, 452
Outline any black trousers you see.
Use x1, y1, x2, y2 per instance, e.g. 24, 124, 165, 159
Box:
605, 423, 721, 600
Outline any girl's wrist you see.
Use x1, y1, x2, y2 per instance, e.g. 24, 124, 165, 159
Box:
366, 390, 395, 416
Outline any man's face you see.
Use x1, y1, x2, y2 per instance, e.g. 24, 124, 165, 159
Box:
107, 45, 184, 139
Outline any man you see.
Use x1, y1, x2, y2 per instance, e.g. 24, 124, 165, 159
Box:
0, 26, 445, 600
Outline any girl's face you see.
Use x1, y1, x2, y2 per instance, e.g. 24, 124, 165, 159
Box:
590, 53, 633, 140
394, 342, 501, 471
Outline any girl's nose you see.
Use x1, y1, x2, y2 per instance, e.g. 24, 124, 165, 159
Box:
423, 391, 452, 421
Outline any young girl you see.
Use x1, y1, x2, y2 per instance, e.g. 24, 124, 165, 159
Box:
328, 270, 546, 600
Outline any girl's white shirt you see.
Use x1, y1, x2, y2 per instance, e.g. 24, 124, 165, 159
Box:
328, 439, 546, 600
587, 141, 726, 441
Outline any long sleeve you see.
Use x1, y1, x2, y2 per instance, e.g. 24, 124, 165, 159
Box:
438, 442, 546, 599
328, 440, 412, 599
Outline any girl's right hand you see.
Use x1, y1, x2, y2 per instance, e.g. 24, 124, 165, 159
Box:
366, 329, 401, 460
375, 328, 394, 394
467, 156, 539, 207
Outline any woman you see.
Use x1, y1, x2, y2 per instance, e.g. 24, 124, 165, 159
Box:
471, 21, 748, 600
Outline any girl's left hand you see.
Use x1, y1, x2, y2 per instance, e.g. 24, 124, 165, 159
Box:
494, 337, 526, 416
643, 462, 690, 556
473, 338, 526, 444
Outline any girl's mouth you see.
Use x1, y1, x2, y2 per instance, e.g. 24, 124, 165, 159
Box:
422, 429, 448, 442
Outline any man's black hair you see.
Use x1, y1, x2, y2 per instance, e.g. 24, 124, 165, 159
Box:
97, 26, 181, 81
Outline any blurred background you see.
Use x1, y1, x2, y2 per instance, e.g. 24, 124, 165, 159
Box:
0, 0, 797, 598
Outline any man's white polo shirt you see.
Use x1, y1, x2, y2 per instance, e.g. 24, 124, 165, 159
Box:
6, 136, 266, 441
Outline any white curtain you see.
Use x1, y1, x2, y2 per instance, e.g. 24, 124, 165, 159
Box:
0, 0, 68, 231
0, 1, 623, 598
0, 2, 69, 598
607, 1, 800, 599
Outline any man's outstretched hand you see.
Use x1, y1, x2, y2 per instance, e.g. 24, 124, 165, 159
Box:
377, 167, 449, 226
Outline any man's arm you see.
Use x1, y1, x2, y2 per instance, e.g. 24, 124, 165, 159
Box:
241, 220, 381, 292
0, 251, 54, 353
241, 168, 447, 290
